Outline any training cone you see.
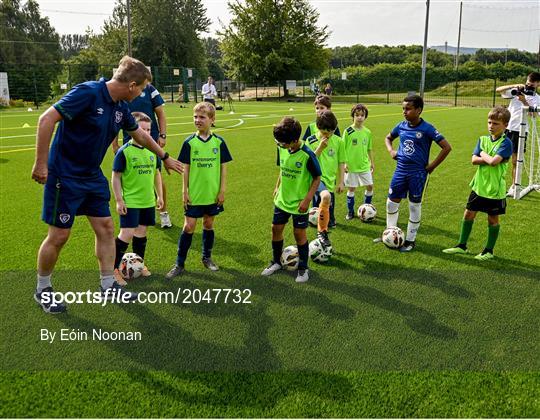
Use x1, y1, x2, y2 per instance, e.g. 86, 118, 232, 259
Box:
229, 111, 235, 114
289, 108, 294, 111
22, 123, 30, 128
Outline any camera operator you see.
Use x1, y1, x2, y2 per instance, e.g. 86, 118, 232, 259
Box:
496, 72, 540, 196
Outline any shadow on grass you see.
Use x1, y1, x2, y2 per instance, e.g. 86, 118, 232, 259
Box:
158, 227, 265, 268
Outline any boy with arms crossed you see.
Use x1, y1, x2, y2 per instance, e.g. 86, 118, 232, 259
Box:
443, 106, 512, 260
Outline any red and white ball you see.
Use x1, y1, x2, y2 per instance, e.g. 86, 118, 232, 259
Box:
382, 227, 405, 249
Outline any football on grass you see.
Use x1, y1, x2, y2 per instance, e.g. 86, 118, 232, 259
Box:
119, 253, 144, 280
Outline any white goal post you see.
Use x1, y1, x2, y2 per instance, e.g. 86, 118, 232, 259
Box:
513, 105, 540, 199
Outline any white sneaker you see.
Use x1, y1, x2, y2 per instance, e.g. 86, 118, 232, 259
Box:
295, 269, 309, 283
160, 211, 172, 228
506, 186, 515, 197
261, 262, 282, 276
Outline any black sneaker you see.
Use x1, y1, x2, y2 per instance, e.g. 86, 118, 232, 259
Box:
100, 281, 138, 302
165, 264, 185, 279
328, 221, 337, 229
345, 213, 354, 220
399, 240, 416, 253
202, 257, 219, 271
34, 287, 67, 314
317, 231, 332, 248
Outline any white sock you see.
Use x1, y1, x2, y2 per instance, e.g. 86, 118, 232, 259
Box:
37, 274, 52, 293
407, 201, 422, 242
100, 274, 115, 289
386, 198, 400, 227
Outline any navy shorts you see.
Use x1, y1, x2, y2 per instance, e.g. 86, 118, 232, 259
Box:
42, 174, 110, 228
466, 191, 506, 215
272, 206, 309, 229
185, 203, 223, 218
120, 207, 156, 228
388, 170, 428, 203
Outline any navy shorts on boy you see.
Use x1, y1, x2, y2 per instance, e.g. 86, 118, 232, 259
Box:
388, 170, 429, 202
272, 206, 309, 229
120, 207, 156, 228
42, 174, 110, 228
466, 191, 506, 215
184, 204, 224, 218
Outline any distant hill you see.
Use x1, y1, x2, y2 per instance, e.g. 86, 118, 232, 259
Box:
430, 45, 508, 55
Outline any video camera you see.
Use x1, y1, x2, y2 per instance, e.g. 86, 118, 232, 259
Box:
511, 85, 536, 96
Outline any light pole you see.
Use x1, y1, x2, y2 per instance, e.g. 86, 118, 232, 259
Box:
127, 0, 132, 56
419, 0, 430, 97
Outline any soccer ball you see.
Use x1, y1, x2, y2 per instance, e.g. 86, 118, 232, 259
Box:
382, 227, 405, 249
280, 245, 299, 271
309, 238, 333, 263
119, 252, 144, 280
308, 207, 320, 227
357, 203, 377, 222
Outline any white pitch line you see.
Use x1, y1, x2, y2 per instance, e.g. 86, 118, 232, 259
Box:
0, 144, 35, 148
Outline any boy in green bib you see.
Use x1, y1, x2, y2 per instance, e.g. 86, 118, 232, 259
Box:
262, 117, 321, 283
443, 106, 513, 260
112, 112, 164, 284
166, 102, 233, 278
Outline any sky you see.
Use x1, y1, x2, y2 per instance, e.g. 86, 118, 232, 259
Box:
35, 0, 539, 52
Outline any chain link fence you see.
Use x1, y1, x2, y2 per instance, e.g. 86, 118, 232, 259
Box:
0, 63, 532, 109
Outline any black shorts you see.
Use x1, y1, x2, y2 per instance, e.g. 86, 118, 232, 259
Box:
506, 130, 526, 154
204, 98, 216, 106
185, 203, 223, 218
272, 206, 309, 229
120, 207, 156, 228
466, 191, 506, 215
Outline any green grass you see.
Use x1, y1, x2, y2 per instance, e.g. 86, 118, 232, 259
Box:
1, 102, 539, 417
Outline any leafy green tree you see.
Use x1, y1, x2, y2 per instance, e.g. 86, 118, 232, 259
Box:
60, 34, 90, 60
202, 37, 225, 80
0, 0, 61, 103
219, 0, 329, 94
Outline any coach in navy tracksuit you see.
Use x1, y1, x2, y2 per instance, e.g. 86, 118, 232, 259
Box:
31, 56, 183, 313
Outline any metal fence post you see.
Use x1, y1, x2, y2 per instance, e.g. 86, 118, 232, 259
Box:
492, 78, 497, 107
33, 67, 39, 109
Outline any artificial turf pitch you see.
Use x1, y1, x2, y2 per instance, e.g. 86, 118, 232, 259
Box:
1, 102, 539, 417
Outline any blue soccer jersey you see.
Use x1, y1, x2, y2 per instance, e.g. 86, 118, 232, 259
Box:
50, 78, 138, 178
123, 84, 165, 142
390, 119, 445, 171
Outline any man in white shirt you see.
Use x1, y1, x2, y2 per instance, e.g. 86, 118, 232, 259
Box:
496, 72, 540, 195
202, 76, 217, 106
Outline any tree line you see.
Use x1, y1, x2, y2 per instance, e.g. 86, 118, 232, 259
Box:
1, 0, 537, 104
329, 44, 538, 68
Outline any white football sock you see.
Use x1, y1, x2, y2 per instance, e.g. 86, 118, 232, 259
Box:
347, 191, 355, 197
100, 274, 115, 289
407, 201, 422, 242
386, 198, 400, 227
37, 274, 52, 293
